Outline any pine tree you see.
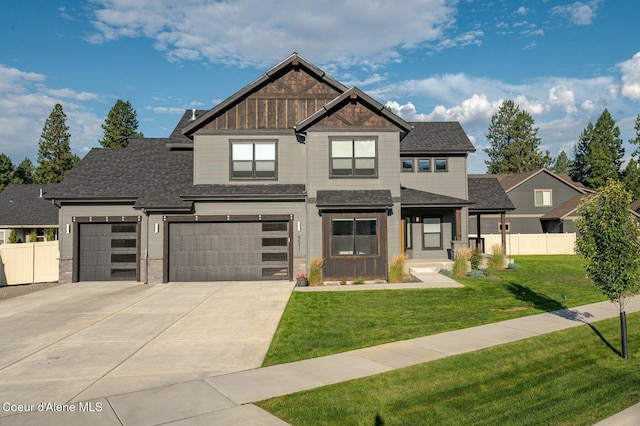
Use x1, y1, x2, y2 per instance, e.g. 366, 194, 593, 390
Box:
12, 158, 35, 184
99, 99, 143, 148
630, 114, 640, 158
551, 150, 571, 174
34, 104, 77, 184
570, 109, 624, 189
0, 153, 15, 192
623, 159, 640, 200
484, 100, 552, 173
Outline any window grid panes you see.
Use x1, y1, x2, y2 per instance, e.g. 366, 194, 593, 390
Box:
422, 217, 442, 249
231, 141, 276, 179
330, 138, 377, 177
535, 190, 552, 206
331, 218, 378, 256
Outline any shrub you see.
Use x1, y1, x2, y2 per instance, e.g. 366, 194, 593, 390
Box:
7, 229, 18, 244
507, 262, 521, 270
439, 268, 453, 277
352, 277, 365, 285
488, 244, 505, 270
308, 257, 324, 286
28, 231, 38, 242
45, 227, 56, 241
453, 247, 472, 277
388, 253, 407, 283
470, 248, 482, 270
467, 269, 484, 278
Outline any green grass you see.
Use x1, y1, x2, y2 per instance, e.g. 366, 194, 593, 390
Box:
258, 312, 640, 425
262, 255, 605, 366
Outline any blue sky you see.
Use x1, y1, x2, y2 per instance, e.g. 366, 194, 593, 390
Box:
1, 0, 639, 173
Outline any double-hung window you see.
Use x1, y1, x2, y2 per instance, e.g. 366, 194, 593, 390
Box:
231, 141, 277, 179
330, 138, 377, 177
534, 189, 552, 207
422, 217, 442, 249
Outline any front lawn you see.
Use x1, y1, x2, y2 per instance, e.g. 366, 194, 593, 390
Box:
262, 255, 605, 366
258, 312, 640, 425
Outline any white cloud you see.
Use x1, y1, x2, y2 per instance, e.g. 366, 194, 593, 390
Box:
86, 0, 457, 68
618, 52, 640, 100
581, 99, 596, 112
41, 88, 100, 102
146, 106, 188, 114
550, 1, 599, 26
516, 6, 528, 15
548, 86, 578, 114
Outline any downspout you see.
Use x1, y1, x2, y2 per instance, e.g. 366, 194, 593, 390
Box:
144, 210, 149, 284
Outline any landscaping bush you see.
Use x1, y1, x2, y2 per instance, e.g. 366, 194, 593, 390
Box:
488, 244, 505, 270
7, 229, 18, 244
309, 257, 324, 286
388, 253, 407, 283
28, 231, 37, 242
439, 268, 453, 277
453, 248, 472, 277
507, 262, 520, 270
470, 248, 482, 270
45, 227, 55, 242
467, 269, 484, 278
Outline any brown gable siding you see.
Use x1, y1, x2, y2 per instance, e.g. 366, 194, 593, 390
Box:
202, 68, 341, 131
315, 102, 394, 128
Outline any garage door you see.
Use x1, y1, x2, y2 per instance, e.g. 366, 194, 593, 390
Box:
79, 223, 138, 281
168, 221, 290, 281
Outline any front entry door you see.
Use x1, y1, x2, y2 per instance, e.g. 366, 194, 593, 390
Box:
322, 212, 387, 280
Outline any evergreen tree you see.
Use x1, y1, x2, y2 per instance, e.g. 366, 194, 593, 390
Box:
484, 100, 552, 173
630, 114, 640, 158
12, 158, 35, 184
99, 99, 143, 148
0, 153, 15, 192
623, 159, 640, 200
551, 150, 571, 174
34, 104, 77, 184
570, 109, 624, 189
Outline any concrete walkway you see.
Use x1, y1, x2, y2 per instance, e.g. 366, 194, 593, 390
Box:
1, 279, 640, 424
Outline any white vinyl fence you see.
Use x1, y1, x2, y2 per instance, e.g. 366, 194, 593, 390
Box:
482, 233, 577, 255
0, 241, 59, 285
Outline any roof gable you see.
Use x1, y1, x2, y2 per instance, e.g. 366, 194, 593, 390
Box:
295, 87, 411, 134
470, 168, 589, 194
183, 53, 347, 135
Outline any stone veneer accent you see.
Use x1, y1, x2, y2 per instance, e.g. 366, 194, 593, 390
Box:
58, 259, 73, 284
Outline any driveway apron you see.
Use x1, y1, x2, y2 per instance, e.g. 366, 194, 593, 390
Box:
0, 280, 294, 412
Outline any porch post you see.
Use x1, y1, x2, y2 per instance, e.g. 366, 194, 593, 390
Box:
454, 209, 462, 241
500, 211, 507, 254
476, 213, 482, 252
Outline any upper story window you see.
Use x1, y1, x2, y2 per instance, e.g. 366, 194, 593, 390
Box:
330, 138, 377, 177
418, 158, 431, 172
230, 141, 277, 180
435, 158, 448, 172
401, 158, 414, 172
534, 189, 552, 207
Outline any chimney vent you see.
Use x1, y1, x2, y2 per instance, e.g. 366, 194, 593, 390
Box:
190, 108, 196, 121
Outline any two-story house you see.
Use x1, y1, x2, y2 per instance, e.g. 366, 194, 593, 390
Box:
47, 53, 481, 284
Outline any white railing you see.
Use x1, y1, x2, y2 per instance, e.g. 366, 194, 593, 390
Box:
0, 241, 59, 285
481, 233, 577, 255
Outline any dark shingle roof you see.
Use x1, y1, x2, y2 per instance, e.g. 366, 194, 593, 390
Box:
0, 184, 59, 226
401, 187, 472, 207
46, 139, 193, 211
541, 194, 588, 220
316, 190, 393, 208
182, 184, 306, 200
401, 122, 476, 154
467, 178, 515, 212
469, 169, 589, 194
169, 110, 207, 142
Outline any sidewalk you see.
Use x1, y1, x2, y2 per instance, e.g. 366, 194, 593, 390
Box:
2, 290, 639, 425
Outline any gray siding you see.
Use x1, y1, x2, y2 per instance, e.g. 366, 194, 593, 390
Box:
405, 211, 455, 259
193, 133, 306, 185
400, 155, 468, 199
506, 172, 582, 215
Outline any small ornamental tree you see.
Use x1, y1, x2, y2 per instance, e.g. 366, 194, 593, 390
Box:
575, 180, 640, 359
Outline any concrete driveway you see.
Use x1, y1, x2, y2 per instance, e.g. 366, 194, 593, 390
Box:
0, 280, 294, 413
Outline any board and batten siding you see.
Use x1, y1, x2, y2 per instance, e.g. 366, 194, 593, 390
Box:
192, 133, 306, 185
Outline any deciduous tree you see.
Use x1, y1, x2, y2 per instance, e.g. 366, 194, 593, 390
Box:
35, 104, 78, 184
575, 180, 640, 359
99, 99, 143, 148
484, 100, 551, 173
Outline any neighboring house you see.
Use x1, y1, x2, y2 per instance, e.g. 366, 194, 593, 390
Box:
468, 168, 592, 235
0, 184, 59, 244
47, 53, 495, 284
631, 199, 640, 215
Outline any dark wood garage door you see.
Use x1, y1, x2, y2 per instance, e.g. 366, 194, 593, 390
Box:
168, 221, 291, 281
78, 223, 139, 281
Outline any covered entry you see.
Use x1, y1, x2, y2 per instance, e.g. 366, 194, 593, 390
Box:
164, 215, 293, 282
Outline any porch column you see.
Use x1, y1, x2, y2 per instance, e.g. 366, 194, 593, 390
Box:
500, 211, 507, 254
476, 213, 482, 252
454, 209, 462, 241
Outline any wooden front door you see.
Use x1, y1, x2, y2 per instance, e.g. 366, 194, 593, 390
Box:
322, 212, 387, 280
